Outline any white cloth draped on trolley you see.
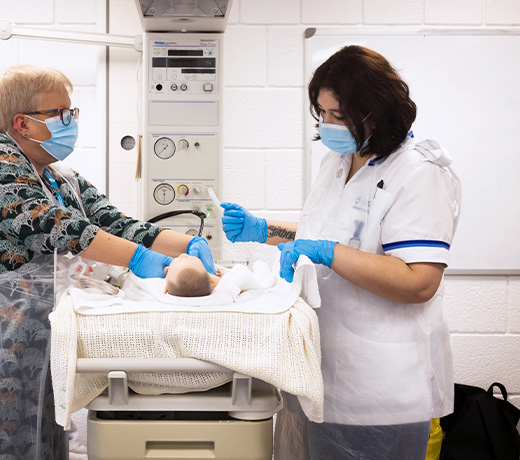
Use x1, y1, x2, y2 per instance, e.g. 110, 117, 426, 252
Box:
49, 258, 323, 430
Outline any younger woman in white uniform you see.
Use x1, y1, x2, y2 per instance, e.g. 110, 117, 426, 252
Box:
221, 45, 461, 459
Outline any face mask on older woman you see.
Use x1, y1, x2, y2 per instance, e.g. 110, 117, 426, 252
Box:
25, 114, 78, 161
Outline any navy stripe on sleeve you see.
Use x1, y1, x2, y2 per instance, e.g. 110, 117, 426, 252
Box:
382, 240, 450, 251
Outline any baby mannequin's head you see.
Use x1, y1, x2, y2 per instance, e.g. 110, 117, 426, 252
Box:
165, 254, 221, 297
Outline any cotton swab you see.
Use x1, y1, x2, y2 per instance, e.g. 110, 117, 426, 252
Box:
206, 187, 223, 216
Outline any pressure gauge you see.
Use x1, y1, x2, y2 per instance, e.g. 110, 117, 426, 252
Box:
154, 137, 176, 159
185, 229, 198, 236
153, 183, 175, 205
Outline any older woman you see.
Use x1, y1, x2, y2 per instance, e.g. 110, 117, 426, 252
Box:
0, 65, 215, 458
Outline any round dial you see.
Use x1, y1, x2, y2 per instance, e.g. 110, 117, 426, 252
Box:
154, 137, 176, 159
153, 183, 175, 205
177, 184, 189, 196
185, 229, 198, 236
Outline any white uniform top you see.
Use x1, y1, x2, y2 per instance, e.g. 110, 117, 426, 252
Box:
297, 136, 461, 426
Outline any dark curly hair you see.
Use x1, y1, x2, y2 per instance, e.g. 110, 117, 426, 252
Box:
309, 45, 416, 159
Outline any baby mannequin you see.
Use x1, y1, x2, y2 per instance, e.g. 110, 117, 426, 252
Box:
165, 253, 223, 297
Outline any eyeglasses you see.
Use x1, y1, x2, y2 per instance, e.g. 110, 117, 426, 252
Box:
25, 107, 80, 126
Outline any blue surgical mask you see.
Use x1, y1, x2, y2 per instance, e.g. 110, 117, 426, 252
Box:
319, 117, 359, 155
26, 115, 78, 161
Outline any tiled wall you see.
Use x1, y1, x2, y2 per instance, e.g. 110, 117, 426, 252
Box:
2, 0, 520, 407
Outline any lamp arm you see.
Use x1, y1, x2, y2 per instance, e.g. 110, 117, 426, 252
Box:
0, 21, 142, 52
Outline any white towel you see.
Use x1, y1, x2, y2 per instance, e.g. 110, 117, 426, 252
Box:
293, 255, 321, 309
71, 257, 320, 315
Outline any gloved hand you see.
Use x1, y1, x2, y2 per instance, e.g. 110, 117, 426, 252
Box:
278, 239, 338, 283
129, 244, 174, 279
186, 236, 216, 274
221, 202, 267, 243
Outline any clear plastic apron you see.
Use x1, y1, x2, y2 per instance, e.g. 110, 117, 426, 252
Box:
0, 254, 68, 460
0, 161, 84, 459
275, 145, 439, 459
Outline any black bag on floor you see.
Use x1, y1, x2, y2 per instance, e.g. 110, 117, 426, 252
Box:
440, 382, 520, 460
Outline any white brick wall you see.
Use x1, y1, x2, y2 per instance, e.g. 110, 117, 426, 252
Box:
267, 27, 305, 86
302, 0, 362, 24
443, 277, 508, 333
224, 26, 268, 86
107, 0, 142, 215
486, 0, 520, 24
425, 0, 484, 24
364, 0, 423, 24
224, 88, 304, 148
1, 0, 519, 410
240, 0, 301, 24
0, 0, 54, 24
56, 0, 98, 24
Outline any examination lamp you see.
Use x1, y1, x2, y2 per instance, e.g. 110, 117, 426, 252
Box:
135, 0, 232, 32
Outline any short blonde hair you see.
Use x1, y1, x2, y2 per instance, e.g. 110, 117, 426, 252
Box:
0, 65, 73, 133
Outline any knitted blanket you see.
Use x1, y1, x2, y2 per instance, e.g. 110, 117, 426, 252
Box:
50, 295, 323, 430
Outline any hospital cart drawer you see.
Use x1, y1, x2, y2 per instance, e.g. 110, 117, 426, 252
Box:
87, 410, 273, 460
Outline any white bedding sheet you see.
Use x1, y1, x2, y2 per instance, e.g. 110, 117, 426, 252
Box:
70, 257, 320, 314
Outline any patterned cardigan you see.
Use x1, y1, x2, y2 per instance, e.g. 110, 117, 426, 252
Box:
0, 134, 161, 274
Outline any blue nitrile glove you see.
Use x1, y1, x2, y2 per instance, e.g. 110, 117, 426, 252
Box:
128, 244, 174, 279
186, 236, 216, 274
221, 202, 267, 243
277, 239, 338, 283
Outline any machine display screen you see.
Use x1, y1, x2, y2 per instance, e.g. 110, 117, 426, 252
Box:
168, 50, 204, 56
152, 57, 216, 68
181, 69, 215, 74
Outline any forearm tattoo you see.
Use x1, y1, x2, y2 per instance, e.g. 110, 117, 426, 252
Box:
267, 225, 296, 241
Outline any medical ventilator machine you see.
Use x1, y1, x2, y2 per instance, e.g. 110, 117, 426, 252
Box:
1, 1, 283, 459
139, 26, 222, 254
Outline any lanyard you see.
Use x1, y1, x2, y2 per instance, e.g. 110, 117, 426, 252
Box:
42, 167, 66, 208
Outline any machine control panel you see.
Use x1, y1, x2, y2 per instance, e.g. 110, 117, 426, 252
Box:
149, 38, 219, 94
148, 133, 218, 212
